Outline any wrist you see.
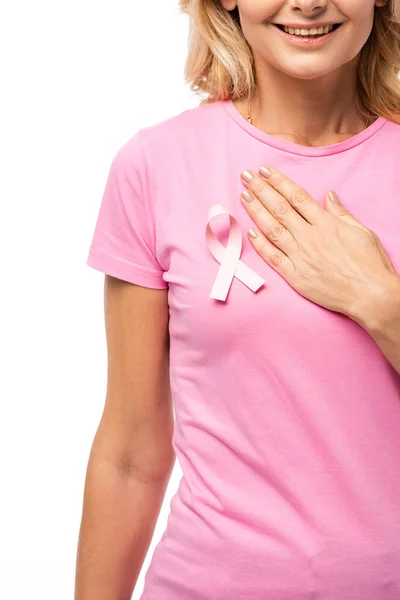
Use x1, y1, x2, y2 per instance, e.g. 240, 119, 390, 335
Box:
352, 273, 400, 336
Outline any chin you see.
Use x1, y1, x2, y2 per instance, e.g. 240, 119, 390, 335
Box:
277, 60, 341, 81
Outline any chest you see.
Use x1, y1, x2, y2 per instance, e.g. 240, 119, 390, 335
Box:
157, 149, 400, 353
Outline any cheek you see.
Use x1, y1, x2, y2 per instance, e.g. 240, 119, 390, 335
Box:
342, 11, 376, 59
337, 0, 376, 43
237, 0, 284, 24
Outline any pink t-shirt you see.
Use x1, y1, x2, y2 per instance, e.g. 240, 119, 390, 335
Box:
86, 99, 400, 599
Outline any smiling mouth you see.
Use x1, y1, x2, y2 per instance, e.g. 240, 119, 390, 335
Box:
274, 23, 342, 37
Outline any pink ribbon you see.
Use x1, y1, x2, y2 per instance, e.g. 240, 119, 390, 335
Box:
206, 204, 265, 301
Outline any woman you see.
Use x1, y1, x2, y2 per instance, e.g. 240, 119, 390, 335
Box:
76, 1, 400, 598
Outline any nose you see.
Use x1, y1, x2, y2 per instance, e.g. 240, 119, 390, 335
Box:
288, 0, 327, 15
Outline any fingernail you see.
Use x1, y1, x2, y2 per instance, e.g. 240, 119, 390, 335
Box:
328, 190, 338, 203
241, 170, 254, 183
241, 190, 253, 203
259, 166, 272, 178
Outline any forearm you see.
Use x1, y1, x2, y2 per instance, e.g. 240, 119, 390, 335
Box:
354, 273, 400, 375
365, 316, 400, 375
74, 454, 173, 600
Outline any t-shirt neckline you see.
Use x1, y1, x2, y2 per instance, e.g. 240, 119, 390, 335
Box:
222, 98, 388, 157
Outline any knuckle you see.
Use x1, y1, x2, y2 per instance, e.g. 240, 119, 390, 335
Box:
275, 200, 291, 217
270, 172, 283, 187
268, 222, 285, 242
252, 202, 264, 215
291, 187, 309, 206
356, 226, 376, 243
252, 179, 265, 195
271, 251, 283, 267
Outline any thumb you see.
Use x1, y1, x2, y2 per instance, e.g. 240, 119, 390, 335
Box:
324, 189, 366, 229
324, 189, 344, 214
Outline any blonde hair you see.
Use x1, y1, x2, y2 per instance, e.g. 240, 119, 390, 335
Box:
179, 0, 400, 123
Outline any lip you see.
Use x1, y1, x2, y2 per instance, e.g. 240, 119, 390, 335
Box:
271, 22, 342, 47
273, 22, 343, 29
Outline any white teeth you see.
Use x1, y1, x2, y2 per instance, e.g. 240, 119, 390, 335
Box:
282, 24, 334, 36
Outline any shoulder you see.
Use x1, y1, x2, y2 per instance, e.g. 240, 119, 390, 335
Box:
141, 100, 223, 140
379, 116, 400, 142
370, 117, 400, 161
116, 100, 225, 164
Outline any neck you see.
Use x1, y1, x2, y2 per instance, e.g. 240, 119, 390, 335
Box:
246, 55, 371, 146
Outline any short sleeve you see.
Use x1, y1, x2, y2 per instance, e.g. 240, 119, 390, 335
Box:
86, 129, 168, 289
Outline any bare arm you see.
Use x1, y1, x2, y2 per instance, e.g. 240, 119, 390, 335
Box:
75, 275, 175, 600
356, 273, 400, 375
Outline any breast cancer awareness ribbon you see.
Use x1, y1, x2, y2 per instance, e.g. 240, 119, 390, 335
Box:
206, 204, 265, 301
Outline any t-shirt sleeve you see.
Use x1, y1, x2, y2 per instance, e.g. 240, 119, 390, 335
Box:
85, 129, 168, 289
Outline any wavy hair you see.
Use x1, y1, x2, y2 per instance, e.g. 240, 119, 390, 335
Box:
178, 0, 400, 123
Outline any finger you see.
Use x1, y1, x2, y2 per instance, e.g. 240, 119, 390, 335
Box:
241, 171, 309, 239
259, 166, 328, 225
240, 190, 297, 258
248, 227, 295, 280
325, 190, 371, 232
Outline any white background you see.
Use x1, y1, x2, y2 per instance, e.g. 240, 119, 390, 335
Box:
1, 1, 199, 598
